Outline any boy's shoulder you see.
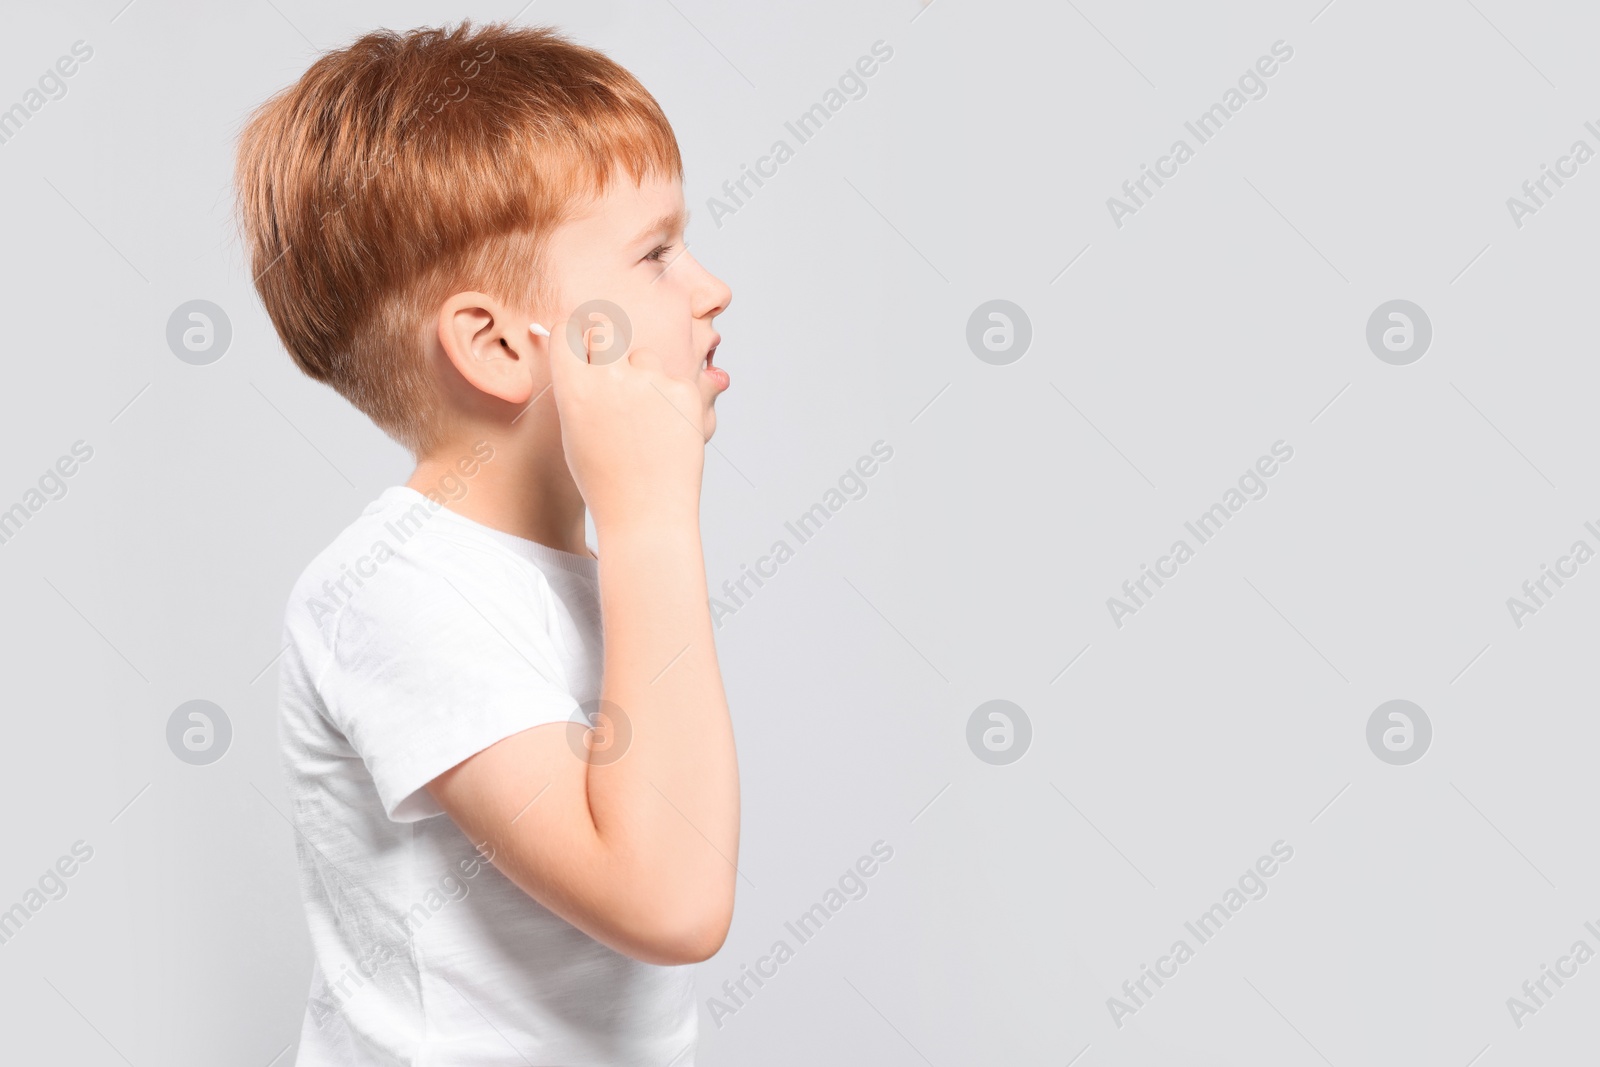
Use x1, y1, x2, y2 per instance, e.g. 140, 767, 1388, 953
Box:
283, 486, 540, 654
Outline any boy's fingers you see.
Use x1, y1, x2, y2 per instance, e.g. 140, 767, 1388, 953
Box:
542, 304, 640, 375
533, 321, 565, 369
538, 319, 588, 395
542, 318, 676, 403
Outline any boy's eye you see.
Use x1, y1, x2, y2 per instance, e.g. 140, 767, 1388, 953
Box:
644, 243, 676, 264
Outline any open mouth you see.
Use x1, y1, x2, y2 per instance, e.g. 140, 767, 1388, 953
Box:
702, 336, 729, 390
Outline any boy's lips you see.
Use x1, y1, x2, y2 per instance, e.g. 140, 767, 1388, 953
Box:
702, 335, 728, 391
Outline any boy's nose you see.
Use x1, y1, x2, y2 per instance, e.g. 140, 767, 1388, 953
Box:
696, 264, 732, 319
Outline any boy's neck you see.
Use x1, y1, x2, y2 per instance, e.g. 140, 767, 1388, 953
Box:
406, 439, 592, 559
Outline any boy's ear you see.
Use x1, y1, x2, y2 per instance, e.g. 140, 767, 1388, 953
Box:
435, 291, 537, 405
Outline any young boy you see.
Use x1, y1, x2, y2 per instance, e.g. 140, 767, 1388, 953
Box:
235, 22, 739, 1065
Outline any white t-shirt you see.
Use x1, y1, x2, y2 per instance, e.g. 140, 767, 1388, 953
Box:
277, 485, 698, 1066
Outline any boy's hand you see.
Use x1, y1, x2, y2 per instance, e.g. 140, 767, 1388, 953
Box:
543, 317, 706, 533
424, 316, 739, 968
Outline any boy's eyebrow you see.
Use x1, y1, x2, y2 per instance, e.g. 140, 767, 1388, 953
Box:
631, 207, 690, 246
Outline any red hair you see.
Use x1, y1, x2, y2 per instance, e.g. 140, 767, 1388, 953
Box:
235, 21, 682, 452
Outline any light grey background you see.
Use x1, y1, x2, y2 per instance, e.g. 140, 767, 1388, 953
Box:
2, 0, 1596, 1063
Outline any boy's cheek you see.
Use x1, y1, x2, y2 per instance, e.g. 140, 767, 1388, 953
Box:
635, 327, 698, 379
626, 289, 701, 379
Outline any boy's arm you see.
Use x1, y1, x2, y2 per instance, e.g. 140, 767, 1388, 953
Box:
425, 339, 739, 967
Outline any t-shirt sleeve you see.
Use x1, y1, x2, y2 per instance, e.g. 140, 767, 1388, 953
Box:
320, 544, 582, 823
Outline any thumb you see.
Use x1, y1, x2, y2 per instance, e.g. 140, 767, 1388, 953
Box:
626, 344, 666, 375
